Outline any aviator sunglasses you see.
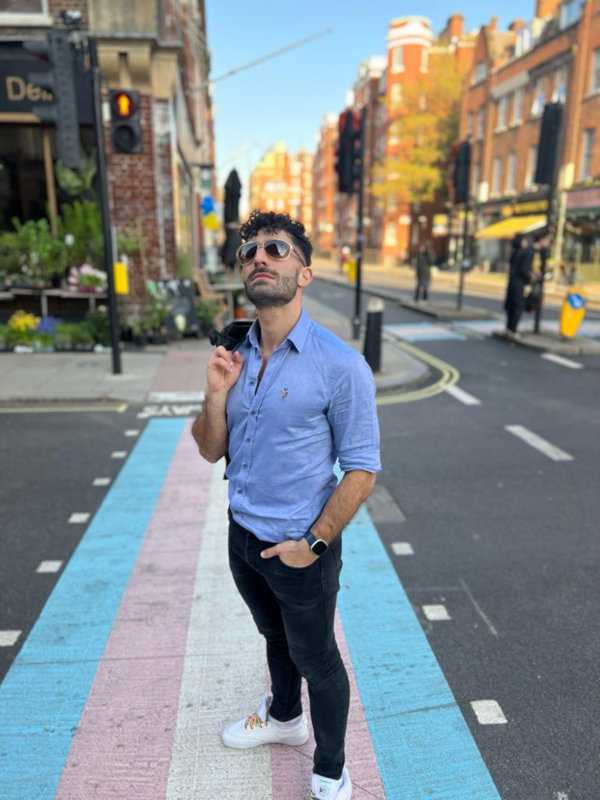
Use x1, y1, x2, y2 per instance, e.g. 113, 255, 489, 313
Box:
237, 238, 305, 265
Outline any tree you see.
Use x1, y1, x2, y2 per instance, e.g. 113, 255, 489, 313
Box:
371, 53, 463, 207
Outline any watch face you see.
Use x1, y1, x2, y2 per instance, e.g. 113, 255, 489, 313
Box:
311, 539, 328, 556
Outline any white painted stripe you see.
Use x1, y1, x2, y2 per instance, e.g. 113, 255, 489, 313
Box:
541, 352, 583, 369
392, 542, 414, 555
124, 429, 140, 437
0, 631, 21, 647
147, 391, 205, 403
166, 461, 271, 800
505, 425, 574, 462
93, 477, 111, 486
471, 700, 508, 725
445, 384, 481, 405
110, 451, 127, 459
423, 604, 451, 621
36, 560, 63, 574
68, 513, 90, 524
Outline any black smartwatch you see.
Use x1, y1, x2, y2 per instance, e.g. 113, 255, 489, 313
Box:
303, 530, 329, 557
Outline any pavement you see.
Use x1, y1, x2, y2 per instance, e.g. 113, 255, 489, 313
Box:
0, 292, 427, 405
314, 258, 600, 356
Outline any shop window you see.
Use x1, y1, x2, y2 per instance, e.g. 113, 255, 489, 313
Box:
0, 125, 47, 230
591, 48, 600, 93
580, 129, 595, 180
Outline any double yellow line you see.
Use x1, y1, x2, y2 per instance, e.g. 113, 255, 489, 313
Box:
376, 339, 460, 406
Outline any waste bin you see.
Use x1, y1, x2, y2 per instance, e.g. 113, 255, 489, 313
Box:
559, 288, 587, 338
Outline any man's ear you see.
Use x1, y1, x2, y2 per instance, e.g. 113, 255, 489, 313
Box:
297, 266, 313, 288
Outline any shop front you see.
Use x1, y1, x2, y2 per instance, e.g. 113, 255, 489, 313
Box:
564, 186, 600, 282
474, 198, 548, 272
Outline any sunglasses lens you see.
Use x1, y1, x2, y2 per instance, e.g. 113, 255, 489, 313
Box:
265, 240, 291, 259
239, 243, 257, 263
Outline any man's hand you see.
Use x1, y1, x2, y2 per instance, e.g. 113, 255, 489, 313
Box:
261, 538, 318, 569
207, 346, 244, 396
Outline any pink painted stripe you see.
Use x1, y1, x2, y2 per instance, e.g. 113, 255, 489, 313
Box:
56, 422, 211, 799
270, 612, 385, 799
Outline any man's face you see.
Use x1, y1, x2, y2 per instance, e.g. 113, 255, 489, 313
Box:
241, 229, 311, 309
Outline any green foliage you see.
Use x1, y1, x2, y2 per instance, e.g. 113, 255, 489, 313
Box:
195, 296, 224, 333
55, 152, 97, 199
372, 53, 463, 206
60, 200, 104, 269
85, 307, 111, 345
53, 321, 94, 347
176, 251, 192, 278
0, 218, 68, 284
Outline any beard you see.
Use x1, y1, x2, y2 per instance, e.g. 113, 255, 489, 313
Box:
244, 268, 300, 309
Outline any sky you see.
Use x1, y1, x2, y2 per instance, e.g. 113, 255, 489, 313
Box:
205, 1, 532, 207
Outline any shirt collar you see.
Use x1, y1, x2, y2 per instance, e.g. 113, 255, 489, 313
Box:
247, 309, 312, 353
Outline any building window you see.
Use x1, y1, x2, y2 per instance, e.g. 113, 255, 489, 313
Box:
512, 88, 524, 125
506, 153, 517, 193
391, 47, 404, 73
471, 162, 480, 198
420, 48, 429, 72
0, 0, 46, 11
390, 83, 402, 108
553, 68, 567, 103
496, 96, 508, 130
384, 222, 397, 246
581, 129, 595, 179
560, 0, 582, 29
473, 62, 487, 83
531, 80, 545, 117
515, 26, 531, 57
477, 108, 485, 139
591, 48, 600, 93
492, 157, 503, 196
466, 111, 474, 136
525, 146, 538, 187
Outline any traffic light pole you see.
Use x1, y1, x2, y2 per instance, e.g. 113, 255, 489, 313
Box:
89, 37, 121, 374
352, 109, 366, 341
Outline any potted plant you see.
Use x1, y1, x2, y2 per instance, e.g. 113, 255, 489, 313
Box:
0, 324, 10, 351
67, 263, 107, 293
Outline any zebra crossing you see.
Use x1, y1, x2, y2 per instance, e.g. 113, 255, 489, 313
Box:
384, 318, 600, 343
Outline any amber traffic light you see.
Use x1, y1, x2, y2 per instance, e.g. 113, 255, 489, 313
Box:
109, 89, 142, 154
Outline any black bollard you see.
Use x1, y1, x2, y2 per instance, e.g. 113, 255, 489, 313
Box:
363, 297, 383, 372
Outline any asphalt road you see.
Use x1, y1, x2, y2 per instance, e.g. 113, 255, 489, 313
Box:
308, 279, 600, 800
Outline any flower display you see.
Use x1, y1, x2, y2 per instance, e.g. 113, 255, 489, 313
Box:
8, 310, 40, 333
67, 263, 107, 292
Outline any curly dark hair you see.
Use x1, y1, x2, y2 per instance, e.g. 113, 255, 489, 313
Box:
239, 210, 313, 266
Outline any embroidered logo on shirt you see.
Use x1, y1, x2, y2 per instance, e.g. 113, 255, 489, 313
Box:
281, 387, 288, 399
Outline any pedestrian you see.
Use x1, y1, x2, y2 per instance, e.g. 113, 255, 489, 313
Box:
414, 241, 432, 301
192, 209, 381, 800
503, 233, 533, 337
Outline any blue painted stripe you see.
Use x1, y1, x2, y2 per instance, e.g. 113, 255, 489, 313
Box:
339, 504, 501, 799
0, 419, 186, 800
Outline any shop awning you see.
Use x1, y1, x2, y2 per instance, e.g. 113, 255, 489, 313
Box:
475, 215, 546, 240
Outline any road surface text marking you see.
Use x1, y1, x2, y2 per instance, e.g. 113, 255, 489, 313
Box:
471, 700, 507, 725
541, 352, 583, 369
423, 604, 451, 621
124, 429, 140, 437
37, 561, 63, 574
0, 631, 21, 646
392, 542, 414, 555
137, 404, 202, 418
444, 384, 481, 405
68, 513, 90, 524
110, 451, 128, 459
505, 425, 574, 462
93, 477, 111, 486
147, 391, 204, 403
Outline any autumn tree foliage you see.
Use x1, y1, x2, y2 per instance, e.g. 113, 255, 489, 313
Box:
372, 53, 463, 207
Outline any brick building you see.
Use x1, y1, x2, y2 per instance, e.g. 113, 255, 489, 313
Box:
248, 142, 313, 233
0, 0, 215, 305
461, 0, 600, 279
312, 113, 337, 255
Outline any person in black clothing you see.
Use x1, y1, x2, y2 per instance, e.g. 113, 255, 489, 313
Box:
504, 234, 533, 336
414, 242, 432, 301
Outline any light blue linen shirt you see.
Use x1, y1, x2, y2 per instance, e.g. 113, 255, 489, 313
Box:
225, 309, 381, 543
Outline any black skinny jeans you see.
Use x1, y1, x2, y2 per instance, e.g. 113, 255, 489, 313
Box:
228, 511, 349, 780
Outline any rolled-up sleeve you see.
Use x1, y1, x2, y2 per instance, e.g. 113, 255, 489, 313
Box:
327, 355, 382, 473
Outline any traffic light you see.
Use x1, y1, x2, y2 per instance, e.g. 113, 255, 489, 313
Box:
336, 109, 362, 194
535, 103, 562, 185
24, 31, 81, 169
453, 140, 471, 204
109, 89, 142, 154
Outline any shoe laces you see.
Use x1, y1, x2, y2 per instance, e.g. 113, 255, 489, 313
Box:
244, 712, 268, 730
244, 693, 271, 730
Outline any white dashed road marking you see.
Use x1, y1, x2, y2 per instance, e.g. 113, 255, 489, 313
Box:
0, 631, 21, 647
505, 425, 574, 462
111, 451, 128, 459
36, 561, 63, 574
444, 384, 481, 405
541, 352, 583, 369
124, 429, 140, 437
423, 604, 451, 621
392, 542, 414, 555
471, 700, 508, 725
93, 477, 111, 486
68, 513, 90, 524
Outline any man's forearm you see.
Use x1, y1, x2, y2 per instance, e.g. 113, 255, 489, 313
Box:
191, 391, 228, 462
311, 470, 377, 543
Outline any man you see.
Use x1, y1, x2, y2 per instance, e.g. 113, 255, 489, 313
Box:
414, 241, 432, 301
192, 210, 381, 800
504, 233, 534, 337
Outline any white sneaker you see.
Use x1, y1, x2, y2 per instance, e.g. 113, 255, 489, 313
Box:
311, 766, 352, 799
222, 693, 309, 749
